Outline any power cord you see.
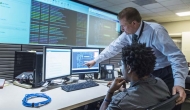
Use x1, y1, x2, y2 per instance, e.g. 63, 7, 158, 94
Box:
22, 93, 51, 107
86, 74, 93, 81
19, 73, 33, 85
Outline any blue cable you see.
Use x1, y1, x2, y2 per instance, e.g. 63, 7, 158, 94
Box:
22, 93, 51, 107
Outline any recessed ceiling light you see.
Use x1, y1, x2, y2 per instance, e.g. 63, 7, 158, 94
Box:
176, 11, 190, 16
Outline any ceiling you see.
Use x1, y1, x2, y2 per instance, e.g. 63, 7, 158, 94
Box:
76, 0, 190, 23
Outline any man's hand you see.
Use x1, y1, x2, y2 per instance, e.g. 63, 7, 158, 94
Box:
172, 86, 186, 105
108, 77, 126, 93
84, 60, 96, 68
107, 81, 112, 88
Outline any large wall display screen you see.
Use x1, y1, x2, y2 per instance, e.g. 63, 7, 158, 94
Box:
0, 0, 120, 47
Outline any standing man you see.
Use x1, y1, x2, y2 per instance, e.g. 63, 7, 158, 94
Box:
85, 7, 188, 110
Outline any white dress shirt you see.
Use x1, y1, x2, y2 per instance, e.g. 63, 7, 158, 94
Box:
94, 21, 188, 88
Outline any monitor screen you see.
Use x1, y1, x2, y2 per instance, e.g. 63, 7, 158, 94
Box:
43, 47, 71, 81
0, 0, 120, 47
72, 48, 99, 74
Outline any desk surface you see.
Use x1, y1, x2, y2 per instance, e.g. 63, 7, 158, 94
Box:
0, 82, 109, 110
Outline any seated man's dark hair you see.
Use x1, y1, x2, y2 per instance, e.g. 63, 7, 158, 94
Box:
122, 43, 156, 78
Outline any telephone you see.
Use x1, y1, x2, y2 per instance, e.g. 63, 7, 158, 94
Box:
100, 64, 115, 81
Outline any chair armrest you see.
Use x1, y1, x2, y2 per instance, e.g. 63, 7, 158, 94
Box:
185, 75, 190, 83
185, 89, 190, 94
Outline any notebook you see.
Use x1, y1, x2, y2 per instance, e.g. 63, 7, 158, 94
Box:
0, 79, 5, 89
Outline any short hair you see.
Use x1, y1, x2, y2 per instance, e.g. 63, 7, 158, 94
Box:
122, 43, 156, 78
118, 7, 141, 23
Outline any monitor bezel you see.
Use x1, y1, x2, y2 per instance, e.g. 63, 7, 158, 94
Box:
43, 46, 72, 81
71, 46, 100, 75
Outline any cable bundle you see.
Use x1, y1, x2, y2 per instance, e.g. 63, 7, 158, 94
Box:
22, 93, 51, 107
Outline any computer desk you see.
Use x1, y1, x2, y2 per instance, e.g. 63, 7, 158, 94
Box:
0, 80, 130, 110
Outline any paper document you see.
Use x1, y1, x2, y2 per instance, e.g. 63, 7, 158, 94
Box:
0, 79, 5, 89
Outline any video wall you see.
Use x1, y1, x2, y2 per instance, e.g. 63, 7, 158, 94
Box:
0, 0, 120, 47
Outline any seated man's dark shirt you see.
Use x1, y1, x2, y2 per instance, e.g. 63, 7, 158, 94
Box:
107, 75, 170, 110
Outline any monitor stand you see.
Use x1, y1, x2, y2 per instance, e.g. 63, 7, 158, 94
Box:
40, 83, 63, 92
79, 74, 85, 80
40, 77, 70, 92
79, 73, 99, 80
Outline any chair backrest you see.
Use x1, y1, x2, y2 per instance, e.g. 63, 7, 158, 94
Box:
147, 93, 179, 110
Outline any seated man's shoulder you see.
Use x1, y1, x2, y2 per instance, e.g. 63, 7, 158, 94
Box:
110, 77, 170, 109
154, 77, 168, 86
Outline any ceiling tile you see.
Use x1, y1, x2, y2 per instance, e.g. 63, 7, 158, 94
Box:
104, 5, 124, 11
77, 0, 190, 23
166, 4, 189, 10
132, 0, 157, 6
139, 10, 153, 14
78, 0, 103, 4
172, 8, 190, 13
114, 10, 123, 13
106, 9, 121, 13
157, 11, 174, 15
186, 3, 190, 7
143, 3, 163, 9
134, 6, 147, 11
141, 14, 158, 19
104, 5, 124, 10
144, 12, 160, 17
150, 7, 168, 12
106, 0, 130, 5
181, 0, 190, 3
159, 0, 183, 6
104, 6, 123, 13
93, 1, 114, 8
116, 2, 140, 9
155, 0, 172, 2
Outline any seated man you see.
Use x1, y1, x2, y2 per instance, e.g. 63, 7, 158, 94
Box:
100, 43, 170, 110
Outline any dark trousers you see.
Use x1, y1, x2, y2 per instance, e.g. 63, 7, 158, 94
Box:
152, 65, 181, 110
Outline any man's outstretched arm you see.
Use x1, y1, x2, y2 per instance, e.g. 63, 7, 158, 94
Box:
85, 32, 130, 68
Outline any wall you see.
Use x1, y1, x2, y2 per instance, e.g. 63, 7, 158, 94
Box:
182, 32, 190, 62
161, 20, 190, 62
161, 20, 190, 34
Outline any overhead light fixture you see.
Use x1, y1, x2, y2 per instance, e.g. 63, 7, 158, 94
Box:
176, 11, 190, 16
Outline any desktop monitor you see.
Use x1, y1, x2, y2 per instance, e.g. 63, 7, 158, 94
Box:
43, 46, 71, 81
71, 47, 100, 75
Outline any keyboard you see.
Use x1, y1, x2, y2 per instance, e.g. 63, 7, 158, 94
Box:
104, 78, 114, 81
61, 81, 99, 92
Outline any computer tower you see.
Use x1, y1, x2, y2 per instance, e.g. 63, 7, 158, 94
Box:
14, 51, 43, 88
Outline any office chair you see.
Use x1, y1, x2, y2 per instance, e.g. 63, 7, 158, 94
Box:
146, 93, 179, 110
185, 75, 190, 89
182, 75, 190, 110
185, 75, 190, 99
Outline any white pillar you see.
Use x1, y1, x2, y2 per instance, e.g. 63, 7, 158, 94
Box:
182, 32, 190, 62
